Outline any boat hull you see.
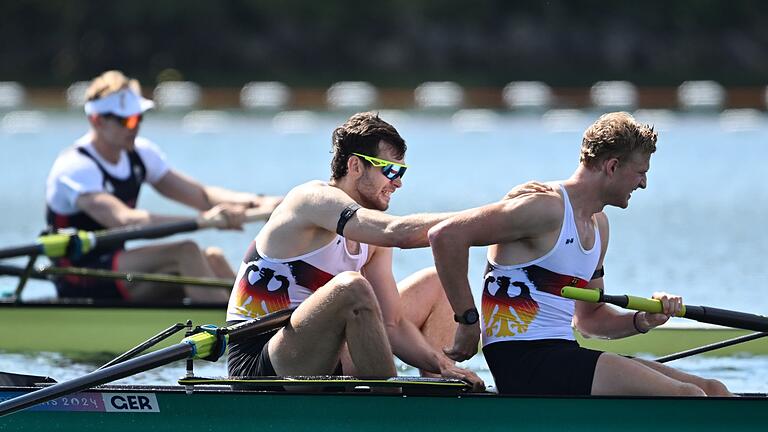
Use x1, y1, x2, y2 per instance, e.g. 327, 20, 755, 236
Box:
0, 302, 224, 360
2, 302, 767, 358
1, 385, 766, 432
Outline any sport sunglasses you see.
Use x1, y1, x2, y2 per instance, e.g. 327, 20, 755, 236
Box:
352, 153, 408, 180
102, 113, 143, 130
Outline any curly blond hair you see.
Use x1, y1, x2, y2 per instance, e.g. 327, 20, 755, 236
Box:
85, 70, 143, 101
580, 112, 657, 168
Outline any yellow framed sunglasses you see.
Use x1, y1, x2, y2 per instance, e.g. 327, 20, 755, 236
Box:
352, 153, 408, 180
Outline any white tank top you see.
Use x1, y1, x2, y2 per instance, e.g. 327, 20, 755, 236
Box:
481, 185, 601, 346
226, 235, 369, 321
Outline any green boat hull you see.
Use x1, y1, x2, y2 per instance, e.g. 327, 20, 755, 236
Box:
0, 303, 225, 360
2, 302, 767, 358
1, 385, 766, 432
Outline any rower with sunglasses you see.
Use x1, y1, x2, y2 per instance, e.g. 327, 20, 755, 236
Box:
45, 70, 281, 303
226, 112, 545, 389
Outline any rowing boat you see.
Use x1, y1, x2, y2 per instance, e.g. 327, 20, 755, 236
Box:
2, 299, 767, 359
0, 300, 225, 360
1, 381, 766, 432
1, 308, 766, 431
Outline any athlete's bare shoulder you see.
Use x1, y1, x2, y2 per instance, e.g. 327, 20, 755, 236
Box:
270, 181, 328, 218
515, 190, 564, 229
503, 183, 563, 213
263, 181, 342, 245
289, 180, 352, 206
501, 180, 557, 201
291, 180, 328, 194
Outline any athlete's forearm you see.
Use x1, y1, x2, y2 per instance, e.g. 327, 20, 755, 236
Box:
387, 320, 445, 374
81, 198, 187, 228
204, 185, 263, 207
384, 212, 457, 249
574, 303, 641, 339
428, 224, 476, 314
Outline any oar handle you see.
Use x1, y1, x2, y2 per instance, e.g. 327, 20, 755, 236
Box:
0, 208, 273, 260
560, 286, 601, 303
613, 293, 686, 317
561, 286, 686, 316
563, 286, 768, 332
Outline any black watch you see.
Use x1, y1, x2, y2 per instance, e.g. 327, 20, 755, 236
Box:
454, 308, 479, 325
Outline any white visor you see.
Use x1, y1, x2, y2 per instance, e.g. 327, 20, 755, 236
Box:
84, 88, 155, 117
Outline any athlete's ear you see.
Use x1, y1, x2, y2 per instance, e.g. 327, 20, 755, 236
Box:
347, 154, 364, 177
604, 157, 620, 176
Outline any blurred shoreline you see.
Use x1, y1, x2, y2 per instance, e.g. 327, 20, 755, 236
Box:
11, 85, 768, 110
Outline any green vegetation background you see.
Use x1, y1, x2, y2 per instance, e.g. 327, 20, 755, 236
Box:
2, 0, 766, 87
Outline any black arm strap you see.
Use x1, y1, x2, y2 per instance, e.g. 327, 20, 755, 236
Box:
591, 266, 605, 280
336, 203, 361, 236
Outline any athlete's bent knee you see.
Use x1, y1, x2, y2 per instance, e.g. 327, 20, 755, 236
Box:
700, 378, 730, 396
175, 240, 203, 257
333, 272, 378, 311
204, 246, 226, 259
675, 382, 707, 397
422, 266, 442, 287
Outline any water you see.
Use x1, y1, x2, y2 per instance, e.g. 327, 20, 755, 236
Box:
1, 350, 767, 394
1, 109, 768, 391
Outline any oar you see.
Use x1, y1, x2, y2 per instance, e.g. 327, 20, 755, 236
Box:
0, 307, 294, 417
0, 207, 272, 260
655, 332, 768, 363
562, 286, 768, 332
0, 263, 233, 288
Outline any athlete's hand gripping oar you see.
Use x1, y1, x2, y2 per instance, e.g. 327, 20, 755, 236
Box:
0, 207, 272, 260
0, 307, 294, 418
562, 286, 768, 333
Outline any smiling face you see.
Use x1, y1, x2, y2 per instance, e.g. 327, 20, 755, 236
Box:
606, 151, 650, 209
354, 141, 405, 211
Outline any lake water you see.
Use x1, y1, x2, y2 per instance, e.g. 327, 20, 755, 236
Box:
1, 108, 767, 392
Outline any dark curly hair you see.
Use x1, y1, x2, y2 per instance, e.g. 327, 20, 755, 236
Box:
330, 112, 406, 180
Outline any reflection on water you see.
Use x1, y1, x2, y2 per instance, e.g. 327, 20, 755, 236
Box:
1, 351, 766, 393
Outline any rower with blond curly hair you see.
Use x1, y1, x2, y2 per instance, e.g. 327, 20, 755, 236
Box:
430, 112, 734, 396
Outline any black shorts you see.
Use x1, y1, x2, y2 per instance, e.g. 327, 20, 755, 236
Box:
54, 250, 128, 300
483, 339, 603, 396
227, 326, 279, 377
226, 322, 344, 379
